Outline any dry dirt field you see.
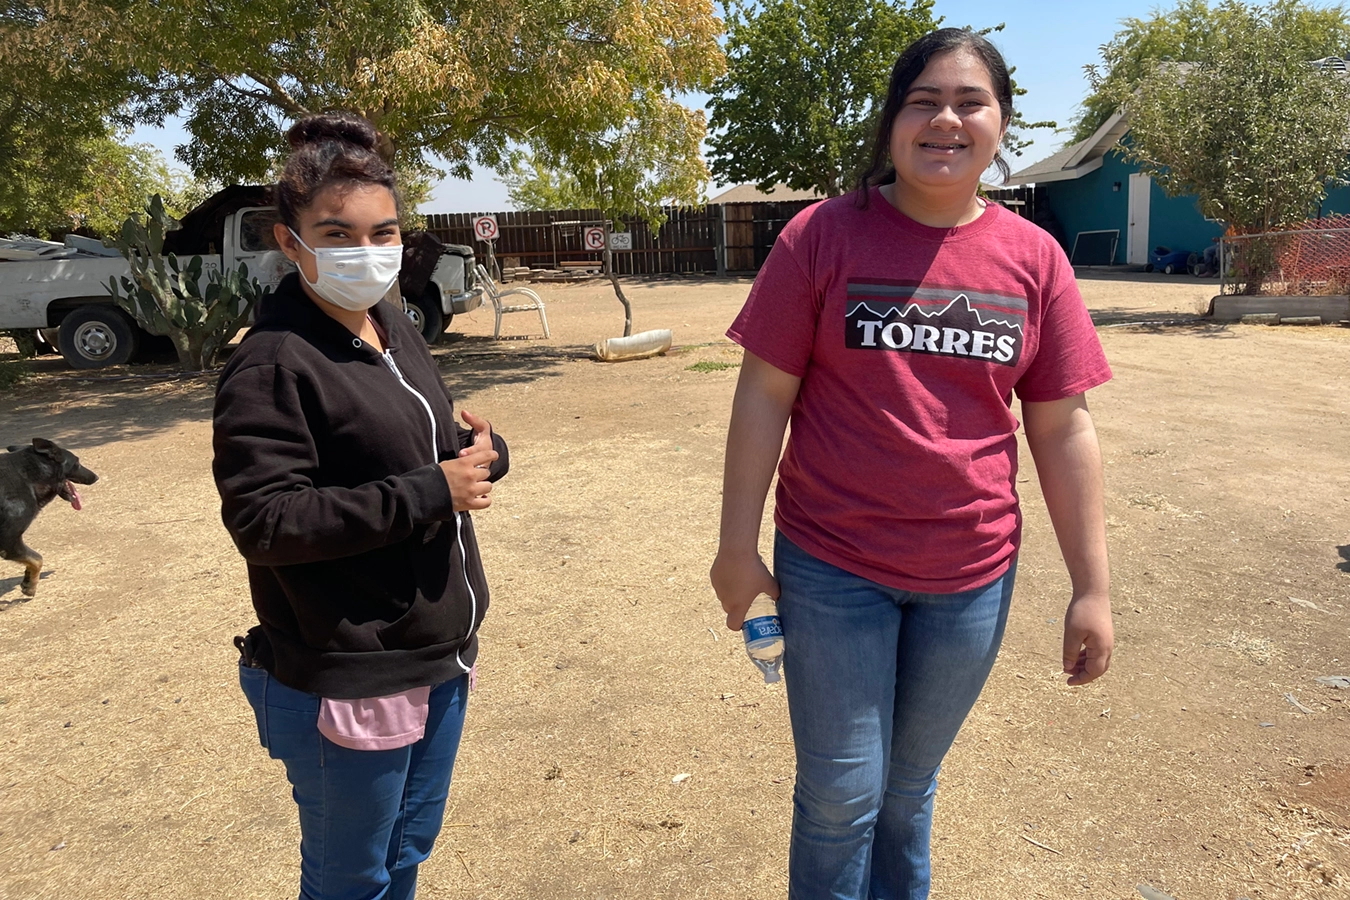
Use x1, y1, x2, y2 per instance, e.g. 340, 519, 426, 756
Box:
0, 270, 1347, 900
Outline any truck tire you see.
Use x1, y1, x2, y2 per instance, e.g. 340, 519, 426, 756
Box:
404, 291, 445, 344
58, 305, 139, 369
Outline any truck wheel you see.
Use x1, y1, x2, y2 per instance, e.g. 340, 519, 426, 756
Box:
404, 292, 445, 344
58, 305, 139, 369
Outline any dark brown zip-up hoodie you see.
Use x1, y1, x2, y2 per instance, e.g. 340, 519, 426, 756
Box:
213, 274, 508, 698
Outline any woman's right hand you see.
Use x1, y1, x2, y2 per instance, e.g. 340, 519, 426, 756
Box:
710, 549, 780, 630
440, 447, 498, 511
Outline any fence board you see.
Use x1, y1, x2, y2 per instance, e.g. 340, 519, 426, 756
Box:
723, 199, 816, 272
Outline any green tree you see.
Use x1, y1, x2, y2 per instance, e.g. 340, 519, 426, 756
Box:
3, 0, 725, 196
1075, 0, 1350, 143
502, 155, 591, 211
0, 3, 201, 236
69, 139, 206, 236
505, 100, 710, 336
706, 1, 1051, 197
1098, 1, 1350, 287
0, 115, 200, 237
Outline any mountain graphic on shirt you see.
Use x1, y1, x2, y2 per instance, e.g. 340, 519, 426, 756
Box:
844, 281, 1028, 367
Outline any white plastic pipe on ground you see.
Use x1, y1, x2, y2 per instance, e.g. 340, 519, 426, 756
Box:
592, 329, 673, 362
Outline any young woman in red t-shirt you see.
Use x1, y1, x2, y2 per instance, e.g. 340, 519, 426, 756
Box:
711, 28, 1113, 899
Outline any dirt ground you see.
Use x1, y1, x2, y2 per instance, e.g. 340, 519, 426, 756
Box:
0, 270, 1347, 900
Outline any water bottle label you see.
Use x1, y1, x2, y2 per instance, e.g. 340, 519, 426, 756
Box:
742, 615, 783, 643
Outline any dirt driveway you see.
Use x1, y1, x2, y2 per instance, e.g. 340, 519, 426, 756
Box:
1, 271, 1347, 899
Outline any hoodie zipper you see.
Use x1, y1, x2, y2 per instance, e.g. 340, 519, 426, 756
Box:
380, 348, 478, 674
381, 349, 437, 459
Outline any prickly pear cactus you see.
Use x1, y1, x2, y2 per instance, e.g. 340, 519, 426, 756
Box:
106, 194, 270, 371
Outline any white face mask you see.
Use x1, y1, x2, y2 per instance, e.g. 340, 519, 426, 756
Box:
289, 228, 403, 312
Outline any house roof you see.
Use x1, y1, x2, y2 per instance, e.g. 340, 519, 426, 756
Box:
1004, 109, 1132, 187
708, 183, 823, 204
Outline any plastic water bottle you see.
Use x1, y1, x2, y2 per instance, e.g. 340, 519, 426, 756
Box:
742, 594, 784, 683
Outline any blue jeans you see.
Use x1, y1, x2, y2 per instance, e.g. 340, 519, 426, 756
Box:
239, 665, 469, 900
774, 532, 1016, 900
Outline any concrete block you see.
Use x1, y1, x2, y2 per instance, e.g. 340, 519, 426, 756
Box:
1209, 295, 1350, 322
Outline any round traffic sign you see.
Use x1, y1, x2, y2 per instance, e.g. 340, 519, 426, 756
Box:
583, 226, 606, 251
473, 214, 499, 242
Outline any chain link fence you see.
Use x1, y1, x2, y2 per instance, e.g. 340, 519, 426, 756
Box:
1220, 215, 1350, 295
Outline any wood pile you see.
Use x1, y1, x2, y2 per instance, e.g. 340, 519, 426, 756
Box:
495, 265, 600, 284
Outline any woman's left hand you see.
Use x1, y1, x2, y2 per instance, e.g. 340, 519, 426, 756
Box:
459, 410, 493, 458
1062, 591, 1113, 686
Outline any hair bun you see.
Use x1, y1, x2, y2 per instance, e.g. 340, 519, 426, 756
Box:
286, 112, 380, 152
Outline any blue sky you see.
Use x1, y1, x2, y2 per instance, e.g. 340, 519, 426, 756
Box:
127, 0, 1183, 213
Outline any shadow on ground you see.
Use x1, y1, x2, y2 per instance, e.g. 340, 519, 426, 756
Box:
431, 335, 588, 395
1, 336, 580, 450
0, 571, 51, 607
1337, 545, 1350, 574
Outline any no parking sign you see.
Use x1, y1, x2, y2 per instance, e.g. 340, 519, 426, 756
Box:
583, 226, 606, 251
473, 214, 499, 242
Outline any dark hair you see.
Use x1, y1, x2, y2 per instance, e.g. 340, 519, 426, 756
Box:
275, 111, 402, 228
855, 28, 1015, 207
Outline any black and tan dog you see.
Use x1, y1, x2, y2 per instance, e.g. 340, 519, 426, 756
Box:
0, 439, 98, 597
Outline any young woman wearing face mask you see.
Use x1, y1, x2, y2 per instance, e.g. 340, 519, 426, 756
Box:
212, 111, 509, 900
711, 30, 1113, 899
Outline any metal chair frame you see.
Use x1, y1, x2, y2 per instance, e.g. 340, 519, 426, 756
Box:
475, 263, 550, 339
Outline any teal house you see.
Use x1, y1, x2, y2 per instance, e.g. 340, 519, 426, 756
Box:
1005, 109, 1350, 266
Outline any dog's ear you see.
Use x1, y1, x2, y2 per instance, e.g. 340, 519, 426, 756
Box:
31, 438, 59, 458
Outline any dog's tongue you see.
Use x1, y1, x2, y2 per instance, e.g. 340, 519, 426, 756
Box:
67, 481, 82, 511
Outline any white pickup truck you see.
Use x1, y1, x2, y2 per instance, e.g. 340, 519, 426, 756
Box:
0, 187, 481, 368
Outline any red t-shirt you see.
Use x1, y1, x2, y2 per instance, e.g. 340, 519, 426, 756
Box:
727, 190, 1112, 593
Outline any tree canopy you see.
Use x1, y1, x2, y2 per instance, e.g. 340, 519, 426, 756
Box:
1098, 0, 1350, 232
704, 0, 1051, 198
1075, 0, 1350, 143
1, 0, 725, 197
0, 3, 198, 236
502, 102, 709, 224
0, 103, 198, 238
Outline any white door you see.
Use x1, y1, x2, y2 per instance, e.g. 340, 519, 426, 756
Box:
1127, 173, 1151, 266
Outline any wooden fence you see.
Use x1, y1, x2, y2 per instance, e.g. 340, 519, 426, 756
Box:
724, 199, 815, 271
423, 199, 818, 275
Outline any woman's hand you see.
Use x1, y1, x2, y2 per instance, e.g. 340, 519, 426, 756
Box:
711, 550, 780, 630
458, 410, 493, 456
440, 445, 497, 511
1062, 591, 1113, 685
443, 410, 497, 510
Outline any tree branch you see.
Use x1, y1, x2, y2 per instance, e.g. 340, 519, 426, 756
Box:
240, 69, 310, 118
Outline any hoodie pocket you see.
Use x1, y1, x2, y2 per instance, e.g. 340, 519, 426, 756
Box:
375, 525, 475, 649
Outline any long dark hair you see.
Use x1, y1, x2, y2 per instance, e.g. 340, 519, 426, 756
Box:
275, 111, 402, 228
855, 28, 1015, 208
